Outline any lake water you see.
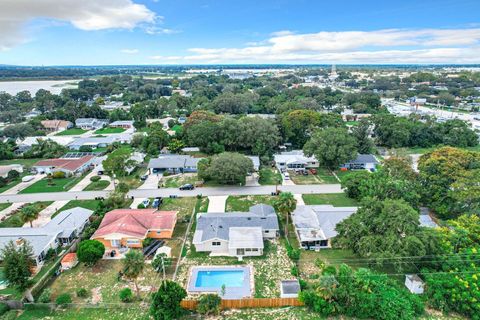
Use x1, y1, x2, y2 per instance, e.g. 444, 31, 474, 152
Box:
0, 80, 79, 95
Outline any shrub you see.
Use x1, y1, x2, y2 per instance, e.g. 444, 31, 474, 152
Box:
0, 303, 10, 316
150, 280, 187, 320
197, 294, 221, 316
142, 238, 153, 247
1, 310, 17, 320
77, 240, 105, 266
7, 170, 19, 181
76, 288, 88, 298
137, 203, 145, 209
37, 289, 52, 303
119, 288, 133, 302
90, 176, 101, 182
291, 265, 299, 277
285, 242, 300, 261
0, 177, 6, 188
52, 171, 66, 179
55, 293, 72, 308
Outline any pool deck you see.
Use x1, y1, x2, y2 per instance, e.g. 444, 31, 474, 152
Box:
187, 265, 254, 299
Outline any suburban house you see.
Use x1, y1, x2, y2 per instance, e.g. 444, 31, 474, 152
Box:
68, 136, 116, 150
274, 150, 318, 172
148, 155, 204, 174
340, 154, 378, 170
0, 207, 93, 270
405, 274, 425, 294
0, 164, 23, 178
91, 209, 177, 251
192, 204, 279, 258
41, 120, 73, 132
75, 118, 109, 130
33, 155, 95, 176
109, 120, 134, 129
99, 101, 130, 111
291, 205, 357, 250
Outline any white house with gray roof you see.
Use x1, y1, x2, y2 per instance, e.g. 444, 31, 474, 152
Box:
274, 150, 318, 172
148, 154, 204, 174
340, 154, 378, 170
75, 118, 109, 130
0, 207, 93, 269
193, 204, 279, 258
291, 205, 357, 250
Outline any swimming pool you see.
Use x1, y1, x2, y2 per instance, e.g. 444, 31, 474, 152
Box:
187, 266, 253, 299
195, 270, 245, 288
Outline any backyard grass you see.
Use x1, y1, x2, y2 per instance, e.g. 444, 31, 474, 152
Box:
258, 167, 282, 185
94, 127, 126, 134
19, 176, 83, 194
0, 201, 52, 228
15, 306, 149, 320
55, 128, 87, 136
225, 195, 277, 212
333, 169, 356, 183
83, 179, 110, 191
160, 174, 198, 188
302, 193, 358, 207
0, 158, 42, 168
289, 168, 338, 184
46, 260, 161, 304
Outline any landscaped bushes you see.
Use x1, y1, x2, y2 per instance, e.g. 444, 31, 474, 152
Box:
197, 294, 221, 316
90, 176, 101, 182
76, 288, 88, 298
52, 171, 66, 179
119, 288, 133, 302
55, 293, 72, 308
37, 288, 52, 303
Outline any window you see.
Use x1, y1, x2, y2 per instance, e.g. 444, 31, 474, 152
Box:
264, 230, 269, 233
126, 239, 140, 245
246, 248, 252, 252
252, 248, 258, 252
212, 241, 221, 246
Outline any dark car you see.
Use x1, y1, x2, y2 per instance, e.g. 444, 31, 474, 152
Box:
140, 174, 148, 181
179, 184, 195, 190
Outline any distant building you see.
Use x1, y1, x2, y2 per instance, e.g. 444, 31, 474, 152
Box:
75, 118, 109, 130
41, 120, 73, 132
100, 101, 130, 111
247, 156, 260, 171
109, 120, 134, 129
340, 154, 378, 170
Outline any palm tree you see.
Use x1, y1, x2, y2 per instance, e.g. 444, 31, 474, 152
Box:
20, 206, 39, 228
273, 192, 297, 240
122, 250, 145, 298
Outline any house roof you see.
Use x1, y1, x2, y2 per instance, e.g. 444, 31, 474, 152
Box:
292, 205, 357, 242
41, 120, 71, 129
92, 209, 177, 239
110, 120, 134, 126
61, 253, 77, 263
274, 150, 316, 165
228, 227, 264, 249
193, 205, 279, 244
75, 118, 108, 125
0, 207, 93, 258
346, 154, 378, 165
419, 215, 438, 228
281, 280, 301, 295
33, 155, 94, 172
247, 156, 260, 168
148, 155, 203, 169
68, 136, 116, 147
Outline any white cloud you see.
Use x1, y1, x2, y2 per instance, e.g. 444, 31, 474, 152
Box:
145, 26, 181, 35
0, 0, 156, 50
121, 49, 139, 54
151, 27, 480, 64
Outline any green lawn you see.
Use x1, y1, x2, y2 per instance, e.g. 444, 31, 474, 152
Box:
118, 166, 147, 189
83, 179, 110, 191
17, 306, 149, 320
0, 172, 27, 193
160, 174, 198, 188
55, 128, 87, 136
57, 199, 101, 213
333, 169, 356, 183
0, 203, 11, 211
226, 195, 277, 212
258, 167, 282, 185
302, 193, 358, 206
19, 176, 83, 194
0, 158, 41, 168
94, 127, 126, 134
289, 168, 338, 184
345, 121, 359, 126
0, 201, 52, 228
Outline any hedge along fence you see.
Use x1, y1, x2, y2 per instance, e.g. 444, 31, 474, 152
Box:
180, 297, 304, 310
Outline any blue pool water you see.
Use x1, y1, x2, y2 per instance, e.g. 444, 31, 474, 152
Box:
195, 270, 245, 288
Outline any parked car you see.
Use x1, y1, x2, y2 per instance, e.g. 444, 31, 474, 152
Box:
142, 198, 150, 207
140, 174, 148, 181
179, 184, 194, 190
283, 172, 290, 180
309, 168, 317, 174
152, 197, 163, 208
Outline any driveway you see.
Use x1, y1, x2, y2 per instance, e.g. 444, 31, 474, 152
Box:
207, 196, 228, 212
24, 200, 69, 227
0, 184, 343, 203
69, 170, 97, 192
138, 173, 162, 190
2, 174, 45, 195
294, 194, 305, 206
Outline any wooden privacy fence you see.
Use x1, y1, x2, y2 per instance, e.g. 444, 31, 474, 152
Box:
181, 297, 304, 310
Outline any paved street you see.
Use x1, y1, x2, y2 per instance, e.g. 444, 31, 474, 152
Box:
0, 184, 343, 203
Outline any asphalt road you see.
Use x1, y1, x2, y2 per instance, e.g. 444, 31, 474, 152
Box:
0, 184, 343, 203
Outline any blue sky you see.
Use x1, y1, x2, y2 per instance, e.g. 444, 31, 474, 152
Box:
0, 0, 479, 65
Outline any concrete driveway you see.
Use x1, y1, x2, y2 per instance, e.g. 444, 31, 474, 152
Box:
138, 173, 162, 190
24, 200, 69, 227
69, 170, 97, 192
2, 174, 45, 195
207, 196, 228, 212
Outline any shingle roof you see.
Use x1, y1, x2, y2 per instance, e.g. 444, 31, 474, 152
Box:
148, 155, 204, 169
34, 155, 94, 172
92, 209, 177, 239
193, 205, 279, 243
228, 227, 264, 249
346, 154, 378, 165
